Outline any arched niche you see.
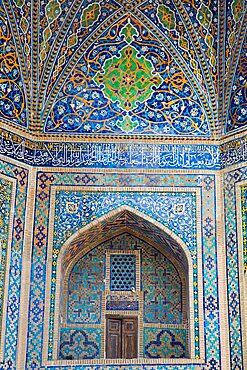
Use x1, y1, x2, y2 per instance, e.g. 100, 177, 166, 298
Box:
52, 206, 195, 363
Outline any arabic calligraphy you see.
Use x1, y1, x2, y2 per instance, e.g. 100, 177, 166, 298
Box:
0, 131, 220, 169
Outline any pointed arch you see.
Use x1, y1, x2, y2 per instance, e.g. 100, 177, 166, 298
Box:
50, 205, 196, 362
58, 205, 192, 271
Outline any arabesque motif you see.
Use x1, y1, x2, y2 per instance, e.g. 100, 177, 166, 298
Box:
0, 7, 27, 127
0, 161, 28, 368
49, 190, 196, 360
45, 18, 210, 136
226, 0, 245, 75
0, 0, 247, 136
94, 25, 163, 132
24, 171, 221, 369
226, 33, 247, 133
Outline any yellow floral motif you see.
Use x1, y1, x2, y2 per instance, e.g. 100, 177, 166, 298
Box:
80, 3, 101, 29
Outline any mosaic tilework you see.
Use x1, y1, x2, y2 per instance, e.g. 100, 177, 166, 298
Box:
52, 205, 195, 361
3, 0, 227, 136
62, 209, 189, 274
54, 191, 195, 248
0, 177, 13, 335
240, 184, 247, 271
142, 247, 183, 324
0, 159, 28, 369
41, 366, 201, 370
0, 130, 220, 169
64, 233, 186, 360
66, 234, 184, 322
39, 0, 106, 67
25, 171, 220, 369
220, 136, 247, 168
170, 0, 218, 83
40, 1, 217, 136
219, 135, 247, 169
140, 1, 203, 87
39, 0, 121, 100
3, 0, 32, 90
226, 33, 247, 133
50, 190, 196, 360
0, 6, 27, 127
59, 328, 101, 360
45, 16, 210, 137
1, 0, 247, 140
224, 166, 247, 370
226, 0, 246, 77
67, 249, 105, 324
143, 328, 187, 359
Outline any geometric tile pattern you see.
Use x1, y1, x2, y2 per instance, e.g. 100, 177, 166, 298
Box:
25, 171, 221, 369
200, 174, 219, 366
51, 191, 196, 360
110, 254, 136, 291
0, 177, 13, 332
143, 328, 187, 358
240, 184, 247, 271
52, 199, 198, 362
59, 328, 101, 360
63, 209, 189, 271
64, 233, 186, 359
67, 249, 105, 324
142, 246, 183, 324
0, 160, 28, 369
224, 167, 247, 370
54, 191, 195, 248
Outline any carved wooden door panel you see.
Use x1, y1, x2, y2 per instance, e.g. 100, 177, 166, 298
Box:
106, 317, 138, 359
106, 318, 122, 358
122, 317, 138, 359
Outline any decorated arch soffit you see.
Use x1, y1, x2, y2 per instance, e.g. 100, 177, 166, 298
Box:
225, 0, 247, 80
225, 30, 247, 134
0, 4, 28, 129
1, 0, 223, 140
222, 0, 247, 135
44, 14, 213, 137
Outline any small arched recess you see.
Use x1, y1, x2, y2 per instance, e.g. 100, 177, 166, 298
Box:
54, 206, 194, 364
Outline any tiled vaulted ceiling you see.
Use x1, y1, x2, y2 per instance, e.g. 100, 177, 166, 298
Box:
1, 0, 247, 141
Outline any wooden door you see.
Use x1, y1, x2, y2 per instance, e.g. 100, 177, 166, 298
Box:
106, 318, 122, 358
122, 317, 138, 359
106, 317, 138, 359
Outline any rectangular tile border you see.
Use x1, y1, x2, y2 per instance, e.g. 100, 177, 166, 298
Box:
42, 185, 203, 367
0, 174, 16, 361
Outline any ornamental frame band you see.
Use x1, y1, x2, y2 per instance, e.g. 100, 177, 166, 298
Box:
42, 186, 204, 366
